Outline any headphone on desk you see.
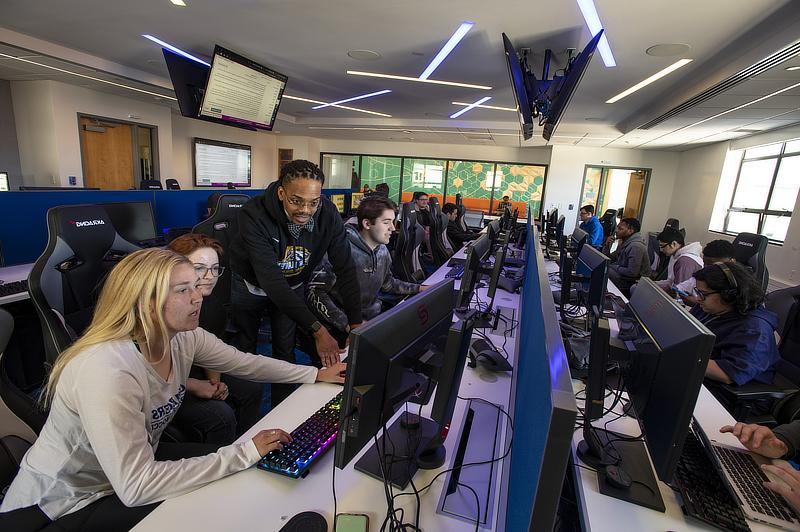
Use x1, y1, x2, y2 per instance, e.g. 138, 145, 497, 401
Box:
715, 262, 739, 302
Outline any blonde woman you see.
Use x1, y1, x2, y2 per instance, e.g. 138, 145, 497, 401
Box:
0, 248, 345, 531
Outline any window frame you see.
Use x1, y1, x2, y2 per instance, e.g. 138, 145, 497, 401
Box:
721, 140, 799, 244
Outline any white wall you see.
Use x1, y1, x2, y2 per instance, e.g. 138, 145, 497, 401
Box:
546, 146, 681, 233
10, 81, 59, 186
668, 140, 800, 286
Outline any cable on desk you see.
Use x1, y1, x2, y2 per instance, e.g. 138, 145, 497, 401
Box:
457, 481, 481, 532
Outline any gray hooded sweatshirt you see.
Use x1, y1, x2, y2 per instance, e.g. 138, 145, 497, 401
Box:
609, 231, 651, 281
306, 225, 421, 332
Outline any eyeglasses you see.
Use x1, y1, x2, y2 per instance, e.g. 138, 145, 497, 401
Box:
692, 287, 719, 300
658, 243, 670, 250
286, 196, 321, 210
194, 264, 225, 278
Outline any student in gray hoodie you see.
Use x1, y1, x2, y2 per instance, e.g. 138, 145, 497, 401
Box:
306, 195, 426, 339
607, 217, 651, 297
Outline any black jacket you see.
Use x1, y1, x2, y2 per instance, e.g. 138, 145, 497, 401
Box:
229, 181, 361, 330
446, 219, 478, 248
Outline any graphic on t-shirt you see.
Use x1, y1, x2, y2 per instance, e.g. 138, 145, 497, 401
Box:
150, 384, 186, 433
278, 245, 311, 276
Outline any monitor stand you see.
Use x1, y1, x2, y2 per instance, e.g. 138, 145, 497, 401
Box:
354, 412, 439, 489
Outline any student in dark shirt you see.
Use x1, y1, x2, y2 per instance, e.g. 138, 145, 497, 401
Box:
228, 160, 362, 406
690, 262, 780, 387
442, 202, 478, 248
412, 191, 433, 228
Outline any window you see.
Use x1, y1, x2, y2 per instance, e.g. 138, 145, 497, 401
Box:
444, 160, 493, 213
361, 156, 402, 203
711, 140, 800, 243
494, 163, 547, 218
401, 158, 445, 203
321, 154, 359, 189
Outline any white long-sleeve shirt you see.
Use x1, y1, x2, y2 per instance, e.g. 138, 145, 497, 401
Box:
0, 328, 318, 520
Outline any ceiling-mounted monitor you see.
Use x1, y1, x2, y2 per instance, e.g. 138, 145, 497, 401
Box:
501, 30, 603, 141
199, 45, 287, 131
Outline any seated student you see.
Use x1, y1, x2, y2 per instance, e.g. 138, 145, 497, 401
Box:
607, 217, 651, 297
374, 182, 390, 197
675, 239, 736, 304
654, 227, 703, 294
442, 202, 479, 249
306, 196, 426, 341
719, 421, 800, 513
0, 249, 344, 531
412, 191, 433, 227
167, 234, 264, 442
691, 262, 780, 387
578, 204, 604, 247
495, 195, 511, 214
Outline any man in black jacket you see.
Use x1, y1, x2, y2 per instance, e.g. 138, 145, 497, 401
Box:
442, 202, 478, 249
228, 160, 361, 406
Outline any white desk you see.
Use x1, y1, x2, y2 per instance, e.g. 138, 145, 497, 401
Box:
0, 263, 33, 305
135, 246, 522, 532
544, 253, 785, 532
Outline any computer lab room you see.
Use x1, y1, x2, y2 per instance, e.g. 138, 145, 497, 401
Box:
1, 1, 800, 531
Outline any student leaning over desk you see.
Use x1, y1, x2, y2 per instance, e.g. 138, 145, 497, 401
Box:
0, 248, 345, 532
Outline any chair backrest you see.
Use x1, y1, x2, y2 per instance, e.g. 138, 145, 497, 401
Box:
165, 178, 181, 190
428, 198, 450, 266
28, 204, 140, 364
191, 194, 250, 336
393, 205, 424, 282
600, 209, 617, 242
139, 179, 163, 190
664, 218, 680, 231
732, 232, 769, 293
766, 286, 800, 386
439, 211, 454, 254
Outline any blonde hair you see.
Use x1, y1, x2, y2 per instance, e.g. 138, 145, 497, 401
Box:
42, 248, 190, 405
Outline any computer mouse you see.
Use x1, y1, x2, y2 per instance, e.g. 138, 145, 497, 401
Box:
279, 511, 327, 532
603, 465, 632, 489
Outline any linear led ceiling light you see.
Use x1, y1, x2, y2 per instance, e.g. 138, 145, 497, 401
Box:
142, 34, 209, 66
576, 0, 616, 67
312, 89, 391, 109
0, 52, 177, 101
170, 0, 187, 6
450, 96, 492, 118
419, 21, 474, 80
452, 101, 516, 112
347, 70, 491, 90
283, 94, 392, 117
606, 59, 693, 103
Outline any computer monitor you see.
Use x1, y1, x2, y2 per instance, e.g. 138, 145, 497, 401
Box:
0, 172, 8, 192
335, 279, 475, 488
475, 233, 511, 330
486, 219, 501, 249
100, 201, 158, 245
575, 244, 609, 312
577, 278, 715, 510
455, 233, 492, 309
193, 138, 252, 188
330, 194, 345, 215
570, 227, 588, 255
463, 210, 484, 230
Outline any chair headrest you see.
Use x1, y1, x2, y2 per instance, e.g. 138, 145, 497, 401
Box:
732, 232, 767, 262
48, 204, 126, 260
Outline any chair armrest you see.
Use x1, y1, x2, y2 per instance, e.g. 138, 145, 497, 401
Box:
716, 381, 796, 401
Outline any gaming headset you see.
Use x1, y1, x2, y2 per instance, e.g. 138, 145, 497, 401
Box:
715, 262, 739, 302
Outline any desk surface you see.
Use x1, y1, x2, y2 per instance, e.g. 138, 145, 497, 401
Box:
0, 263, 33, 305
135, 244, 522, 532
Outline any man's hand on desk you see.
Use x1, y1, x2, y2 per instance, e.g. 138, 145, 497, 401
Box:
720, 423, 788, 458
316, 362, 347, 384
253, 428, 291, 456
760, 462, 800, 514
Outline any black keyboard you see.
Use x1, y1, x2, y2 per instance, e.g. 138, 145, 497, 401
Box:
0, 279, 28, 298
257, 392, 342, 479
674, 430, 750, 532
445, 264, 465, 279
715, 446, 798, 523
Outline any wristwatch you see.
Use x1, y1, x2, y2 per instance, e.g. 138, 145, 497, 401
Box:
310, 320, 323, 334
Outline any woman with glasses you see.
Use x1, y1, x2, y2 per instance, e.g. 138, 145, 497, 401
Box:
167, 234, 264, 443
690, 262, 780, 388
228, 160, 361, 407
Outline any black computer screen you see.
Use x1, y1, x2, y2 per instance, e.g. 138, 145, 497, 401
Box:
100, 201, 157, 244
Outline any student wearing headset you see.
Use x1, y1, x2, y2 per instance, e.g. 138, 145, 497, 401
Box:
690, 262, 780, 386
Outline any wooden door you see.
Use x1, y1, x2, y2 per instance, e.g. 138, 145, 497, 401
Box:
80, 117, 134, 190
623, 171, 647, 218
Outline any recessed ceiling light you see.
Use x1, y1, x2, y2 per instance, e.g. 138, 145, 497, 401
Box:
419, 21, 474, 80
451, 101, 516, 112
311, 89, 391, 109
347, 50, 382, 61
347, 70, 491, 90
0, 52, 177, 101
606, 59, 693, 103
576, 0, 616, 67
170, 0, 187, 6
142, 35, 209, 66
786, 66, 800, 71
450, 97, 492, 119
282, 94, 392, 117
646, 43, 691, 57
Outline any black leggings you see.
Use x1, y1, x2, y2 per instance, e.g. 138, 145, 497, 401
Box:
0, 441, 219, 532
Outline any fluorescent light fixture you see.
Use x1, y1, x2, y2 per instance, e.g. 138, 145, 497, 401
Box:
786, 66, 800, 71
170, 0, 187, 5
450, 96, 492, 119
141, 35, 209, 66
307, 126, 520, 136
311, 89, 391, 109
606, 59, 693, 103
347, 70, 491, 90
419, 21, 474, 80
576, 0, 616, 67
283, 94, 392, 117
452, 101, 516, 112
0, 52, 177, 101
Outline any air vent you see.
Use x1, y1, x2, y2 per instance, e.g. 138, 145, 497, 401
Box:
638, 40, 800, 130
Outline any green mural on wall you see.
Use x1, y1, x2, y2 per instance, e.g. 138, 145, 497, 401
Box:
446, 161, 493, 199
495, 164, 546, 217
360, 156, 402, 203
